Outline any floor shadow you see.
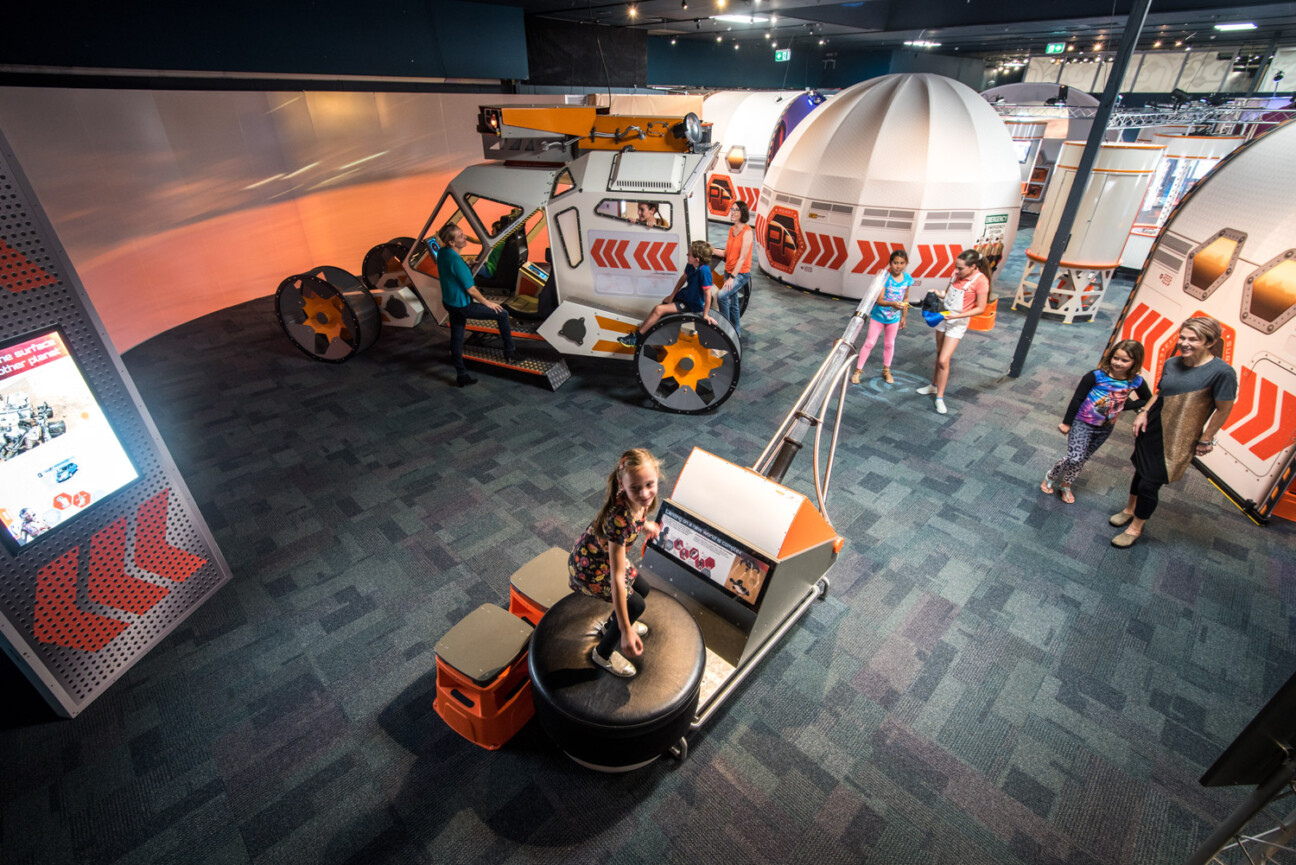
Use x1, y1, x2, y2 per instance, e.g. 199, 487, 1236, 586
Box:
366, 667, 671, 856
0, 651, 63, 729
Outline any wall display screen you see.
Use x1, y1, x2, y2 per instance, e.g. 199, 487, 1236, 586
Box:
0, 329, 139, 553
648, 502, 774, 610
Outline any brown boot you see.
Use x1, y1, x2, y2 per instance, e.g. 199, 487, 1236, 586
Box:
850, 370, 861, 384
882, 367, 894, 384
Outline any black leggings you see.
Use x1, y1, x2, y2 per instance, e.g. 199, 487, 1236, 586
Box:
596, 573, 650, 659
1130, 472, 1165, 521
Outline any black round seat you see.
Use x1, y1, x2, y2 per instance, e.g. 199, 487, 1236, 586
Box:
528, 590, 705, 770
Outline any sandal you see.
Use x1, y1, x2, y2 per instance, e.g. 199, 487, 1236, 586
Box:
1059, 485, 1075, 504
1109, 511, 1134, 527
1040, 475, 1054, 495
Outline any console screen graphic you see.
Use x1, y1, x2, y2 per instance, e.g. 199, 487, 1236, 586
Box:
651, 503, 772, 609
0, 330, 139, 552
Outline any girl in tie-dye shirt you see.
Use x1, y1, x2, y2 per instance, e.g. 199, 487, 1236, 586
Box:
1041, 340, 1151, 504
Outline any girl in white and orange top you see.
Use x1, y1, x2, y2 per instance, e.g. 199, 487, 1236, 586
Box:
915, 248, 991, 415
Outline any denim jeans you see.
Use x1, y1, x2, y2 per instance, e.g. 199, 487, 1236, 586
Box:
445, 302, 515, 375
716, 271, 749, 338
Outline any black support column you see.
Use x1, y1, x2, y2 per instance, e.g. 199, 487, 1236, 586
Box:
1008, 0, 1154, 378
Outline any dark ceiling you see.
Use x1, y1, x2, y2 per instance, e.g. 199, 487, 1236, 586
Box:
496, 0, 1296, 58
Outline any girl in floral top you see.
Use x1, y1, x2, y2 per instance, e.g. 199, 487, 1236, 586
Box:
568, 448, 662, 678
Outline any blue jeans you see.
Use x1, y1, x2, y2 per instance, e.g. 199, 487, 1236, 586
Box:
446, 302, 515, 375
716, 271, 749, 338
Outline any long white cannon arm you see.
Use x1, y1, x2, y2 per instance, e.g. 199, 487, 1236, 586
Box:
753, 278, 887, 508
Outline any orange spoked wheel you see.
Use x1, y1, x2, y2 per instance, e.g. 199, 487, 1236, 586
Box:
635, 314, 741, 414
275, 266, 382, 363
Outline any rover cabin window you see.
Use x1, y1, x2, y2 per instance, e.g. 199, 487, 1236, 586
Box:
595, 199, 672, 230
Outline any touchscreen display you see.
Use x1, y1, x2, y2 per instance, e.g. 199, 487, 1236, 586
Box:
650, 503, 772, 609
0, 330, 139, 552
520, 261, 550, 284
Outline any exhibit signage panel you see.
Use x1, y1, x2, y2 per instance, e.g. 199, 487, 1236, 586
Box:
0, 130, 232, 717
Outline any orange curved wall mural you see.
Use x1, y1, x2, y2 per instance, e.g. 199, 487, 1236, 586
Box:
0, 88, 564, 351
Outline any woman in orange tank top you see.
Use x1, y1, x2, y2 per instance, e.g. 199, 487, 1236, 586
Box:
716, 201, 753, 339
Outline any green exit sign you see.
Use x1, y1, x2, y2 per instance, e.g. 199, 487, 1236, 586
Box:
1045, 42, 1066, 54
775, 48, 791, 62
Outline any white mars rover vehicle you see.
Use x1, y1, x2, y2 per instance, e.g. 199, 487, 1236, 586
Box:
274, 105, 745, 414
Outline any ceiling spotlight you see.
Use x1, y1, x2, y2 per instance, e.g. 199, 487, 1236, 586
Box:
1153, 40, 1161, 48
734, 43, 740, 49
770, 14, 777, 25
818, 38, 826, 45
671, 37, 677, 44
628, 4, 637, 17
717, 0, 726, 7
1093, 43, 1103, 51
717, 34, 723, 41
771, 40, 777, 47
1175, 40, 1182, 46
1066, 44, 1075, 52
1185, 45, 1192, 51
764, 32, 770, 39
682, 0, 687, 7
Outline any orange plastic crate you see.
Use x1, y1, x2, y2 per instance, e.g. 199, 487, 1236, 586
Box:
508, 586, 548, 628
969, 298, 998, 332
1272, 490, 1296, 523
433, 652, 534, 750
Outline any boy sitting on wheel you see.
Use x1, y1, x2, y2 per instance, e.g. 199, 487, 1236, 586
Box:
618, 241, 715, 347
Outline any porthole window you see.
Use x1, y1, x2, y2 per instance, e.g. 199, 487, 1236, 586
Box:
1184, 228, 1246, 301
1241, 250, 1296, 334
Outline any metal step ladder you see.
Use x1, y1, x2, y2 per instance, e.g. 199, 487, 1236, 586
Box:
451, 311, 570, 391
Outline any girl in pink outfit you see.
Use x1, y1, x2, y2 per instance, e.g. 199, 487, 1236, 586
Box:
851, 249, 912, 385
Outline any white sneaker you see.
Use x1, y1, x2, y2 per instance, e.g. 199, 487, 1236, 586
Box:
934, 398, 948, 415
591, 647, 637, 678
916, 384, 937, 395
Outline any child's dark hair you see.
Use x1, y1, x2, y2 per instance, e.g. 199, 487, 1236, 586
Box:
593, 449, 661, 540
1100, 339, 1145, 377
889, 248, 908, 265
